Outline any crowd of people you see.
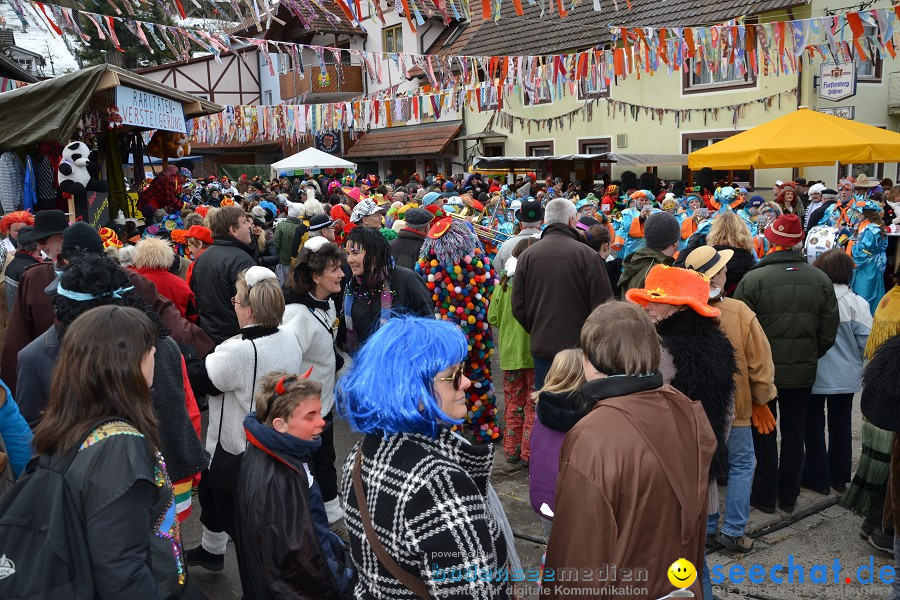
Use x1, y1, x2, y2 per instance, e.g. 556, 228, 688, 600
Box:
0, 160, 896, 600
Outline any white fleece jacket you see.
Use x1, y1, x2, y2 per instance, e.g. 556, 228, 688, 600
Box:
205, 327, 302, 456
282, 300, 337, 415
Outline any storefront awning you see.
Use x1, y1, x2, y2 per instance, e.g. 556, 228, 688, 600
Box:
473, 153, 688, 169
344, 121, 462, 159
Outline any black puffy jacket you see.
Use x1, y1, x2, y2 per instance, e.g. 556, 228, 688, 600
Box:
190, 236, 256, 344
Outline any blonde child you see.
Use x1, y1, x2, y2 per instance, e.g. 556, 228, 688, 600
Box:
527, 348, 589, 538
488, 237, 537, 464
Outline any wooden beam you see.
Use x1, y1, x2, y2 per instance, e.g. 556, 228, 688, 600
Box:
95, 70, 121, 91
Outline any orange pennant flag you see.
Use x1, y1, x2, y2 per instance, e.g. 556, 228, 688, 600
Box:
399, 0, 417, 31
684, 28, 696, 58
846, 12, 865, 39
511, 0, 524, 16
613, 48, 625, 76
482, 0, 491, 20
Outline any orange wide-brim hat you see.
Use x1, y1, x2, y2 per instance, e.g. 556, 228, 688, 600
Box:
626, 264, 721, 318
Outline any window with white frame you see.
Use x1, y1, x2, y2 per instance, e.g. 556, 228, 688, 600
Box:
682, 133, 753, 186
524, 78, 552, 106
578, 71, 608, 99
526, 141, 554, 157
579, 138, 611, 155
684, 58, 754, 92
840, 162, 883, 180
853, 24, 882, 81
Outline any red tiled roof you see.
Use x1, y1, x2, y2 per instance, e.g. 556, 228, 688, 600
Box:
344, 121, 462, 158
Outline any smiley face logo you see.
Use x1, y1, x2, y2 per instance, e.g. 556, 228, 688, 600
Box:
668, 558, 697, 589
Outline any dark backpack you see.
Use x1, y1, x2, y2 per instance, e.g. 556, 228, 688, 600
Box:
0, 421, 109, 598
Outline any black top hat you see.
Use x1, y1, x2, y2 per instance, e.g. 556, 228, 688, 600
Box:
18, 210, 68, 243
515, 198, 544, 223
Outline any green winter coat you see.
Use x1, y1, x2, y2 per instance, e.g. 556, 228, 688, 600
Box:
618, 246, 674, 297
733, 250, 839, 389
273, 217, 304, 266
487, 276, 533, 371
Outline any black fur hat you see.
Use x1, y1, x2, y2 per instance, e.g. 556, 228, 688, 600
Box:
620, 171, 639, 193
639, 172, 658, 195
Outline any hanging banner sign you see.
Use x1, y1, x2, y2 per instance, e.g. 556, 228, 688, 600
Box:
818, 62, 857, 102
115, 85, 187, 133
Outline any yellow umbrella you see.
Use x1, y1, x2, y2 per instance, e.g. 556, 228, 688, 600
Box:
688, 107, 900, 170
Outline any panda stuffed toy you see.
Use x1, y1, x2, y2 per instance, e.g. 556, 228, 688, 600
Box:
57, 141, 92, 196
58, 141, 109, 219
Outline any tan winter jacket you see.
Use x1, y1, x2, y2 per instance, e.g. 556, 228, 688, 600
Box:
714, 296, 777, 427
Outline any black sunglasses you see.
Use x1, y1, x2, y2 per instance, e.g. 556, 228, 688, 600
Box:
435, 364, 465, 390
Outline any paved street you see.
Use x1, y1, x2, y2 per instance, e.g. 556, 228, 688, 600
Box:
182, 351, 894, 599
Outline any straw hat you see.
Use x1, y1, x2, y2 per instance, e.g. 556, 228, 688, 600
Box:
626, 265, 721, 318
683, 246, 734, 279
854, 174, 879, 188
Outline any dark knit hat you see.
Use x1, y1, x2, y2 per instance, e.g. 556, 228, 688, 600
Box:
62, 222, 104, 255
644, 212, 681, 250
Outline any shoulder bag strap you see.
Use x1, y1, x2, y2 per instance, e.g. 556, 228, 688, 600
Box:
215, 339, 259, 448
249, 340, 259, 413
353, 449, 432, 600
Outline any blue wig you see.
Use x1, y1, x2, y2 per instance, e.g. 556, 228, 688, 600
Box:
336, 315, 468, 438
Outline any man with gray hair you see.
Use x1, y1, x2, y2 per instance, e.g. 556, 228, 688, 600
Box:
512, 198, 613, 388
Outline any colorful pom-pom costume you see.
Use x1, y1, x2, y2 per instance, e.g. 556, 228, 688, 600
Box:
416, 218, 500, 442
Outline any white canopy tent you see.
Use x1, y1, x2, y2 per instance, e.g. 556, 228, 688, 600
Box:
270, 147, 356, 178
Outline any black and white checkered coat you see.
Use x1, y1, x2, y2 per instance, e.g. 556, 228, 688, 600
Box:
340, 428, 508, 599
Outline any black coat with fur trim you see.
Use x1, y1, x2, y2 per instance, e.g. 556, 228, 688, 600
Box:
861, 333, 900, 432
656, 309, 737, 481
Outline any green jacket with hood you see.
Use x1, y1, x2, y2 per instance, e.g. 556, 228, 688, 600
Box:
618, 246, 675, 297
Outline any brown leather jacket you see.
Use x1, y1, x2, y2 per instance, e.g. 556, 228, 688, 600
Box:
543, 382, 714, 600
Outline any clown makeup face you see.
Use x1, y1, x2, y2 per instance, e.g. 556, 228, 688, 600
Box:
839, 187, 853, 202
688, 198, 702, 211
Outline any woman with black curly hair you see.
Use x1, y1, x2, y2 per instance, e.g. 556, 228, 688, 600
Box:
16, 253, 207, 522
343, 226, 432, 349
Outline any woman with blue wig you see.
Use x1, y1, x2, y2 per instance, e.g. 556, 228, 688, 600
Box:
338, 316, 511, 599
